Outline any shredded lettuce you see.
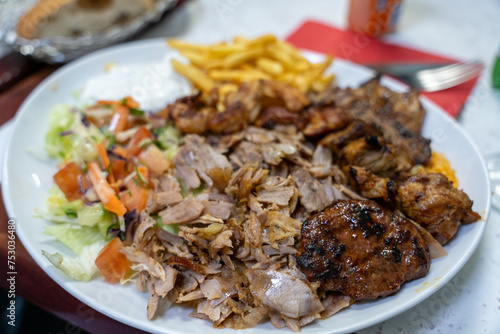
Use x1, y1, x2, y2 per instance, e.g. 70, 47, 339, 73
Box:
155, 124, 182, 161
45, 104, 105, 162
35, 212, 79, 224
45, 104, 78, 160
46, 186, 84, 218
153, 215, 180, 235
45, 223, 105, 255
42, 239, 106, 282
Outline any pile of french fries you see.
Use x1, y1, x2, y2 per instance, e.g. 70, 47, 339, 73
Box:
167, 34, 334, 96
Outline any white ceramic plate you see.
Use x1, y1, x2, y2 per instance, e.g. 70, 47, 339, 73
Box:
2, 39, 491, 334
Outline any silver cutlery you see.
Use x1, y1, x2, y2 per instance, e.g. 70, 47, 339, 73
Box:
366, 61, 483, 92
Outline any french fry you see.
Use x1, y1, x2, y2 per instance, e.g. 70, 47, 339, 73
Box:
167, 39, 210, 52
177, 49, 208, 68
311, 55, 334, 79
277, 72, 297, 85
233, 35, 250, 45
275, 40, 307, 62
209, 44, 247, 57
246, 34, 277, 47
223, 48, 264, 69
171, 59, 215, 92
265, 44, 295, 70
294, 73, 312, 92
311, 73, 335, 92
256, 57, 284, 76
239, 64, 273, 80
167, 34, 336, 96
218, 83, 238, 96
204, 58, 226, 70
217, 83, 239, 111
209, 70, 269, 82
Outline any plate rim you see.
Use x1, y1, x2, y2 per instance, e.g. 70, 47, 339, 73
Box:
1, 37, 492, 334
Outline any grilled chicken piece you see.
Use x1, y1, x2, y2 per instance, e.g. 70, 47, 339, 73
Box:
358, 77, 426, 133
347, 168, 481, 244
302, 107, 352, 137
255, 106, 304, 129
297, 200, 430, 300
319, 120, 380, 156
208, 102, 248, 134
346, 165, 397, 206
396, 173, 481, 244
364, 117, 431, 166
260, 80, 310, 112
310, 78, 431, 167
169, 80, 310, 135
167, 93, 217, 134
339, 136, 412, 177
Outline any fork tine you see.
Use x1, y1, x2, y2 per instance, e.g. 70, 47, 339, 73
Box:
418, 65, 482, 87
418, 61, 482, 79
415, 61, 483, 91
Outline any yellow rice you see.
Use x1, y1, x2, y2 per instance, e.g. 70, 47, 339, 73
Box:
425, 152, 458, 188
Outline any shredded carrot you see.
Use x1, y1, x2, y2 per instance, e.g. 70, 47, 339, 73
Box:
97, 100, 120, 106
97, 143, 116, 186
87, 161, 127, 216
112, 146, 132, 160
97, 143, 110, 169
97, 96, 139, 109
123, 96, 140, 109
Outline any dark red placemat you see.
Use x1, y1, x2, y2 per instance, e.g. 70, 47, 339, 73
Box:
286, 20, 481, 118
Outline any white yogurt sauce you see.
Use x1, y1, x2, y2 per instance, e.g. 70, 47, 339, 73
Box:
80, 52, 192, 112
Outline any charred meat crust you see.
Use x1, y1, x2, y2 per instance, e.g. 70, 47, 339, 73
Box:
297, 199, 430, 300
346, 167, 481, 244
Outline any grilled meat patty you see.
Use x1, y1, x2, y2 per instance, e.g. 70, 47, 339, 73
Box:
297, 199, 430, 300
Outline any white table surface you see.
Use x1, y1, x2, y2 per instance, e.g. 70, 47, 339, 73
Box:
1, 0, 499, 333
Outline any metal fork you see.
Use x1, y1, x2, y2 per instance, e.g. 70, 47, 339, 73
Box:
367, 61, 483, 92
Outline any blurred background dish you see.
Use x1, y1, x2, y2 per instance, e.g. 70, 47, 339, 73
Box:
0, 0, 178, 63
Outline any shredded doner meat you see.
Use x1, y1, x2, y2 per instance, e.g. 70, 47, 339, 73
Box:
122, 78, 479, 331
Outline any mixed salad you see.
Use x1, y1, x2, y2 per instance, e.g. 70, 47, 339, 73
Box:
40, 97, 182, 283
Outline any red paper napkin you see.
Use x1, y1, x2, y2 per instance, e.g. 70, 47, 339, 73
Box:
286, 20, 481, 119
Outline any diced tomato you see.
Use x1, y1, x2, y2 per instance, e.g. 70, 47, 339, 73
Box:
127, 126, 153, 156
119, 178, 150, 213
87, 161, 127, 216
53, 162, 90, 201
109, 105, 129, 134
135, 165, 149, 183
95, 237, 131, 284
138, 145, 170, 174
110, 159, 127, 181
